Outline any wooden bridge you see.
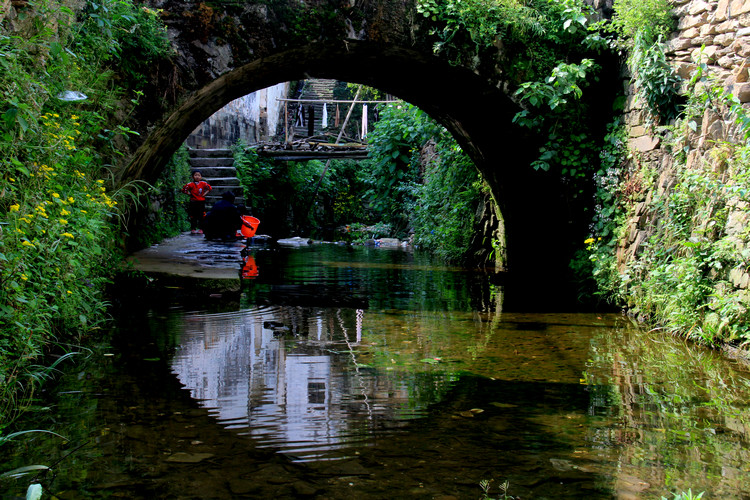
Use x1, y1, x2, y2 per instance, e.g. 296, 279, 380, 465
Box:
254, 139, 369, 161
253, 88, 399, 161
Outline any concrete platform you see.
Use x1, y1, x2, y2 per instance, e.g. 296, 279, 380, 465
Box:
127, 233, 246, 280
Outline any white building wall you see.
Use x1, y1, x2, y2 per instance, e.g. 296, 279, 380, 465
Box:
186, 82, 289, 148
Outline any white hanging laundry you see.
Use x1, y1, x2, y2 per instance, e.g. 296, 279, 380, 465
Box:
361, 104, 368, 139
322, 103, 328, 129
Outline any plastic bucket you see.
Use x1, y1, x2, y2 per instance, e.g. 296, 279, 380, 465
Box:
241, 216, 260, 238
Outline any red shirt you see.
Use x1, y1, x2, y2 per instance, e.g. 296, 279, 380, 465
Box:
182, 181, 212, 201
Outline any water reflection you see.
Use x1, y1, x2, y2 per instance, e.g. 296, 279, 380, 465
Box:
5, 245, 750, 499
171, 305, 456, 461
584, 327, 750, 497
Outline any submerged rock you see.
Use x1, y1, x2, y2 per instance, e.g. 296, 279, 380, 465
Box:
277, 237, 312, 247
165, 452, 214, 463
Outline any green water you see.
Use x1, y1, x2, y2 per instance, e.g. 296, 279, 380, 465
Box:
2, 245, 750, 499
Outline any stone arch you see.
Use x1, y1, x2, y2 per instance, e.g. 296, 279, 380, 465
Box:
123, 38, 593, 306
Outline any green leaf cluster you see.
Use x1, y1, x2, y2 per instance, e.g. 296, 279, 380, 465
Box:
234, 146, 373, 235
0, 0, 171, 431
365, 103, 482, 261
629, 32, 681, 126
607, 0, 675, 47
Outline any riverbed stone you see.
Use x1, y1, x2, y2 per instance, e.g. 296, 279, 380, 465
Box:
165, 452, 214, 463
377, 237, 401, 247
292, 480, 320, 496
228, 478, 263, 495
277, 236, 312, 247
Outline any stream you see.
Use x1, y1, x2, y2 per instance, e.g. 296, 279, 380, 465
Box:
2, 242, 750, 499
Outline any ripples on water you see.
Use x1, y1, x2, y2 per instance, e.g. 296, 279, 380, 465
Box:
171, 305, 443, 462
3, 245, 750, 499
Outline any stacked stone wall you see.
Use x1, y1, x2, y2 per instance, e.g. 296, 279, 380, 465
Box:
618, 0, 750, 293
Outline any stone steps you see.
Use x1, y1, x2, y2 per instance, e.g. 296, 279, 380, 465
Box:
190, 148, 236, 158
291, 79, 338, 138
191, 166, 237, 178
187, 148, 245, 208
188, 157, 234, 168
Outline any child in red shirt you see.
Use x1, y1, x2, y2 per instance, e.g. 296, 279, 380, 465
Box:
181, 170, 212, 233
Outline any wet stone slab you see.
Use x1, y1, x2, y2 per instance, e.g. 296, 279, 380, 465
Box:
127, 232, 246, 280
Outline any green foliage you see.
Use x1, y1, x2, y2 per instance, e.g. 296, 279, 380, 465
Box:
581, 73, 750, 345
365, 104, 441, 234
514, 59, 598, 116
234, 146, 373, 235
512, 56, 602, 197
0, 0, 170, 431
417, 0, 602, 81
608, 0, 675, 46
128, 147, 191, 249
629, 32, 681, 126
366, 103, 482, 260
417, 0, 545, 62
407, 142, 482, 261
661, 490, 704, 500
71, 0, 172, 88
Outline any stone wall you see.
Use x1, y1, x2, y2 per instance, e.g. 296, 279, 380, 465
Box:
618, 0, 750, 291
185, 82, 289, 149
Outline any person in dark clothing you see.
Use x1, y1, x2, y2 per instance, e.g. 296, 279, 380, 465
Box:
202, 191, 247, 240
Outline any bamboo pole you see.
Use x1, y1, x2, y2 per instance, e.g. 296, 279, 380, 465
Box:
284, 101, 289, 144
277, 98, 398, 104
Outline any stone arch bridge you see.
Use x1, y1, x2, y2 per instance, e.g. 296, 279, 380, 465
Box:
120, 0, 618, 304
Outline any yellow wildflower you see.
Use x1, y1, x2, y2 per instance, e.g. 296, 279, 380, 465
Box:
20, 274, 28, 281
62, 232, 74, 238
59, 219, 68, 225
80, 210, 87, 214
22, 240, 35, 248
584, 238, 595, 245
71, 115, 78, 120
68, 197, 74, 203
10, 204, 19, 212
52, 192, 60, 198
66, 290, 72, 294
61, 209, 70, 216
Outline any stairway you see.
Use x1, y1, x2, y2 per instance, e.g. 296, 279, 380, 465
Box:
187, 148, 244, 209
291, 79, 338, 139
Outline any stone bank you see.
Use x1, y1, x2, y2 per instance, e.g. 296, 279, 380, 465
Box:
618, 0, 750, 294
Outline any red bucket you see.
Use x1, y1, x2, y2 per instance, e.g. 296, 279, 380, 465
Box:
241, 216, 260, 238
